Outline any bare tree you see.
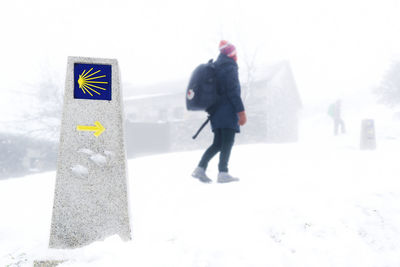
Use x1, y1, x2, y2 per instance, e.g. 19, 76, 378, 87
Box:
375, 61, 400, 107
21, 65, 64, 140
240, 46, 258, 102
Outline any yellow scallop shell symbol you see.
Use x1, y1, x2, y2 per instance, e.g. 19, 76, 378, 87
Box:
77, 68, 108, 97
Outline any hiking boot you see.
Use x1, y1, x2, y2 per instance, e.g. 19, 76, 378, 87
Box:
217, 172, 239, 183
192, 167, 212, 183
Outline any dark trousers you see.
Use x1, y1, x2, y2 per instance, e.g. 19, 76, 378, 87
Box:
198, 128, 235, 172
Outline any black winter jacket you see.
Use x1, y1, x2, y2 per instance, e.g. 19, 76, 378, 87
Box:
210, 53, 245, 132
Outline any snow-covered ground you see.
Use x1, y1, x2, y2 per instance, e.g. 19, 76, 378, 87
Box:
2, 113, 400, 267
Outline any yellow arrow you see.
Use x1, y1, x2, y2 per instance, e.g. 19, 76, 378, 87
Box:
76, 121, 105, 137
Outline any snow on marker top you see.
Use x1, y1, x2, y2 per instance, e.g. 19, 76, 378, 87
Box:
49, 57, 131, 249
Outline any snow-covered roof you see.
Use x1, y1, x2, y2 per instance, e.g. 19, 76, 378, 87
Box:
124, 92, 181, 102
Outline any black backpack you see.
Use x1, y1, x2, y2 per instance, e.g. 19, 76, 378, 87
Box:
186, 59, 218, 114
185, 59, 219, 139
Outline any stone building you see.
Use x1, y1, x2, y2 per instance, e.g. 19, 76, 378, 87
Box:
0, 133, 57, 179
244, 61, 302, 143
123, 61, 302, 156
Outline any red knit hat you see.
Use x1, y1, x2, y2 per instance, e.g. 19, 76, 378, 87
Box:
219, 40, 237, 61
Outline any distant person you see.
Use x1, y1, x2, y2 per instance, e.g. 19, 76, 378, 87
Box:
191, 40, 247, 183
328, 99, 346, 135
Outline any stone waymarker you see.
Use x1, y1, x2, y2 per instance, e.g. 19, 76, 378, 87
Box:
360, 119, 376, 150
49, 57, 131, 248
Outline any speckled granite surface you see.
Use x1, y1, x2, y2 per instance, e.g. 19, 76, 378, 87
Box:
34, 260, 65, 267
49, 57, 131, 248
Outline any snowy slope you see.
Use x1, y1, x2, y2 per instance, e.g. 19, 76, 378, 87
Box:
1, 130, 400, 267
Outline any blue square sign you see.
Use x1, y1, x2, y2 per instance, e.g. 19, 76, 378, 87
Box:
74, 63, 112, 101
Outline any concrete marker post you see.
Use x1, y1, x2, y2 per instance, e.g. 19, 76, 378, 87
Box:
49, 56, 131, 249
360, 119, 376, 150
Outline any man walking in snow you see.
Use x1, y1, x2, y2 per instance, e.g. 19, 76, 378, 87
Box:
328, 99, 346, 136
192, 40, 247, 183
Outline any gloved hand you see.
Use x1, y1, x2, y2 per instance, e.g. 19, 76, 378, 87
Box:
238, 111, 247, 126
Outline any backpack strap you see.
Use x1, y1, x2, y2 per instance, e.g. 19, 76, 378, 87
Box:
192, 116, 210, 139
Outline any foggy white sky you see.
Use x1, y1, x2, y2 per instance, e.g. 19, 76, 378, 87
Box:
1, 0, 400, 121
